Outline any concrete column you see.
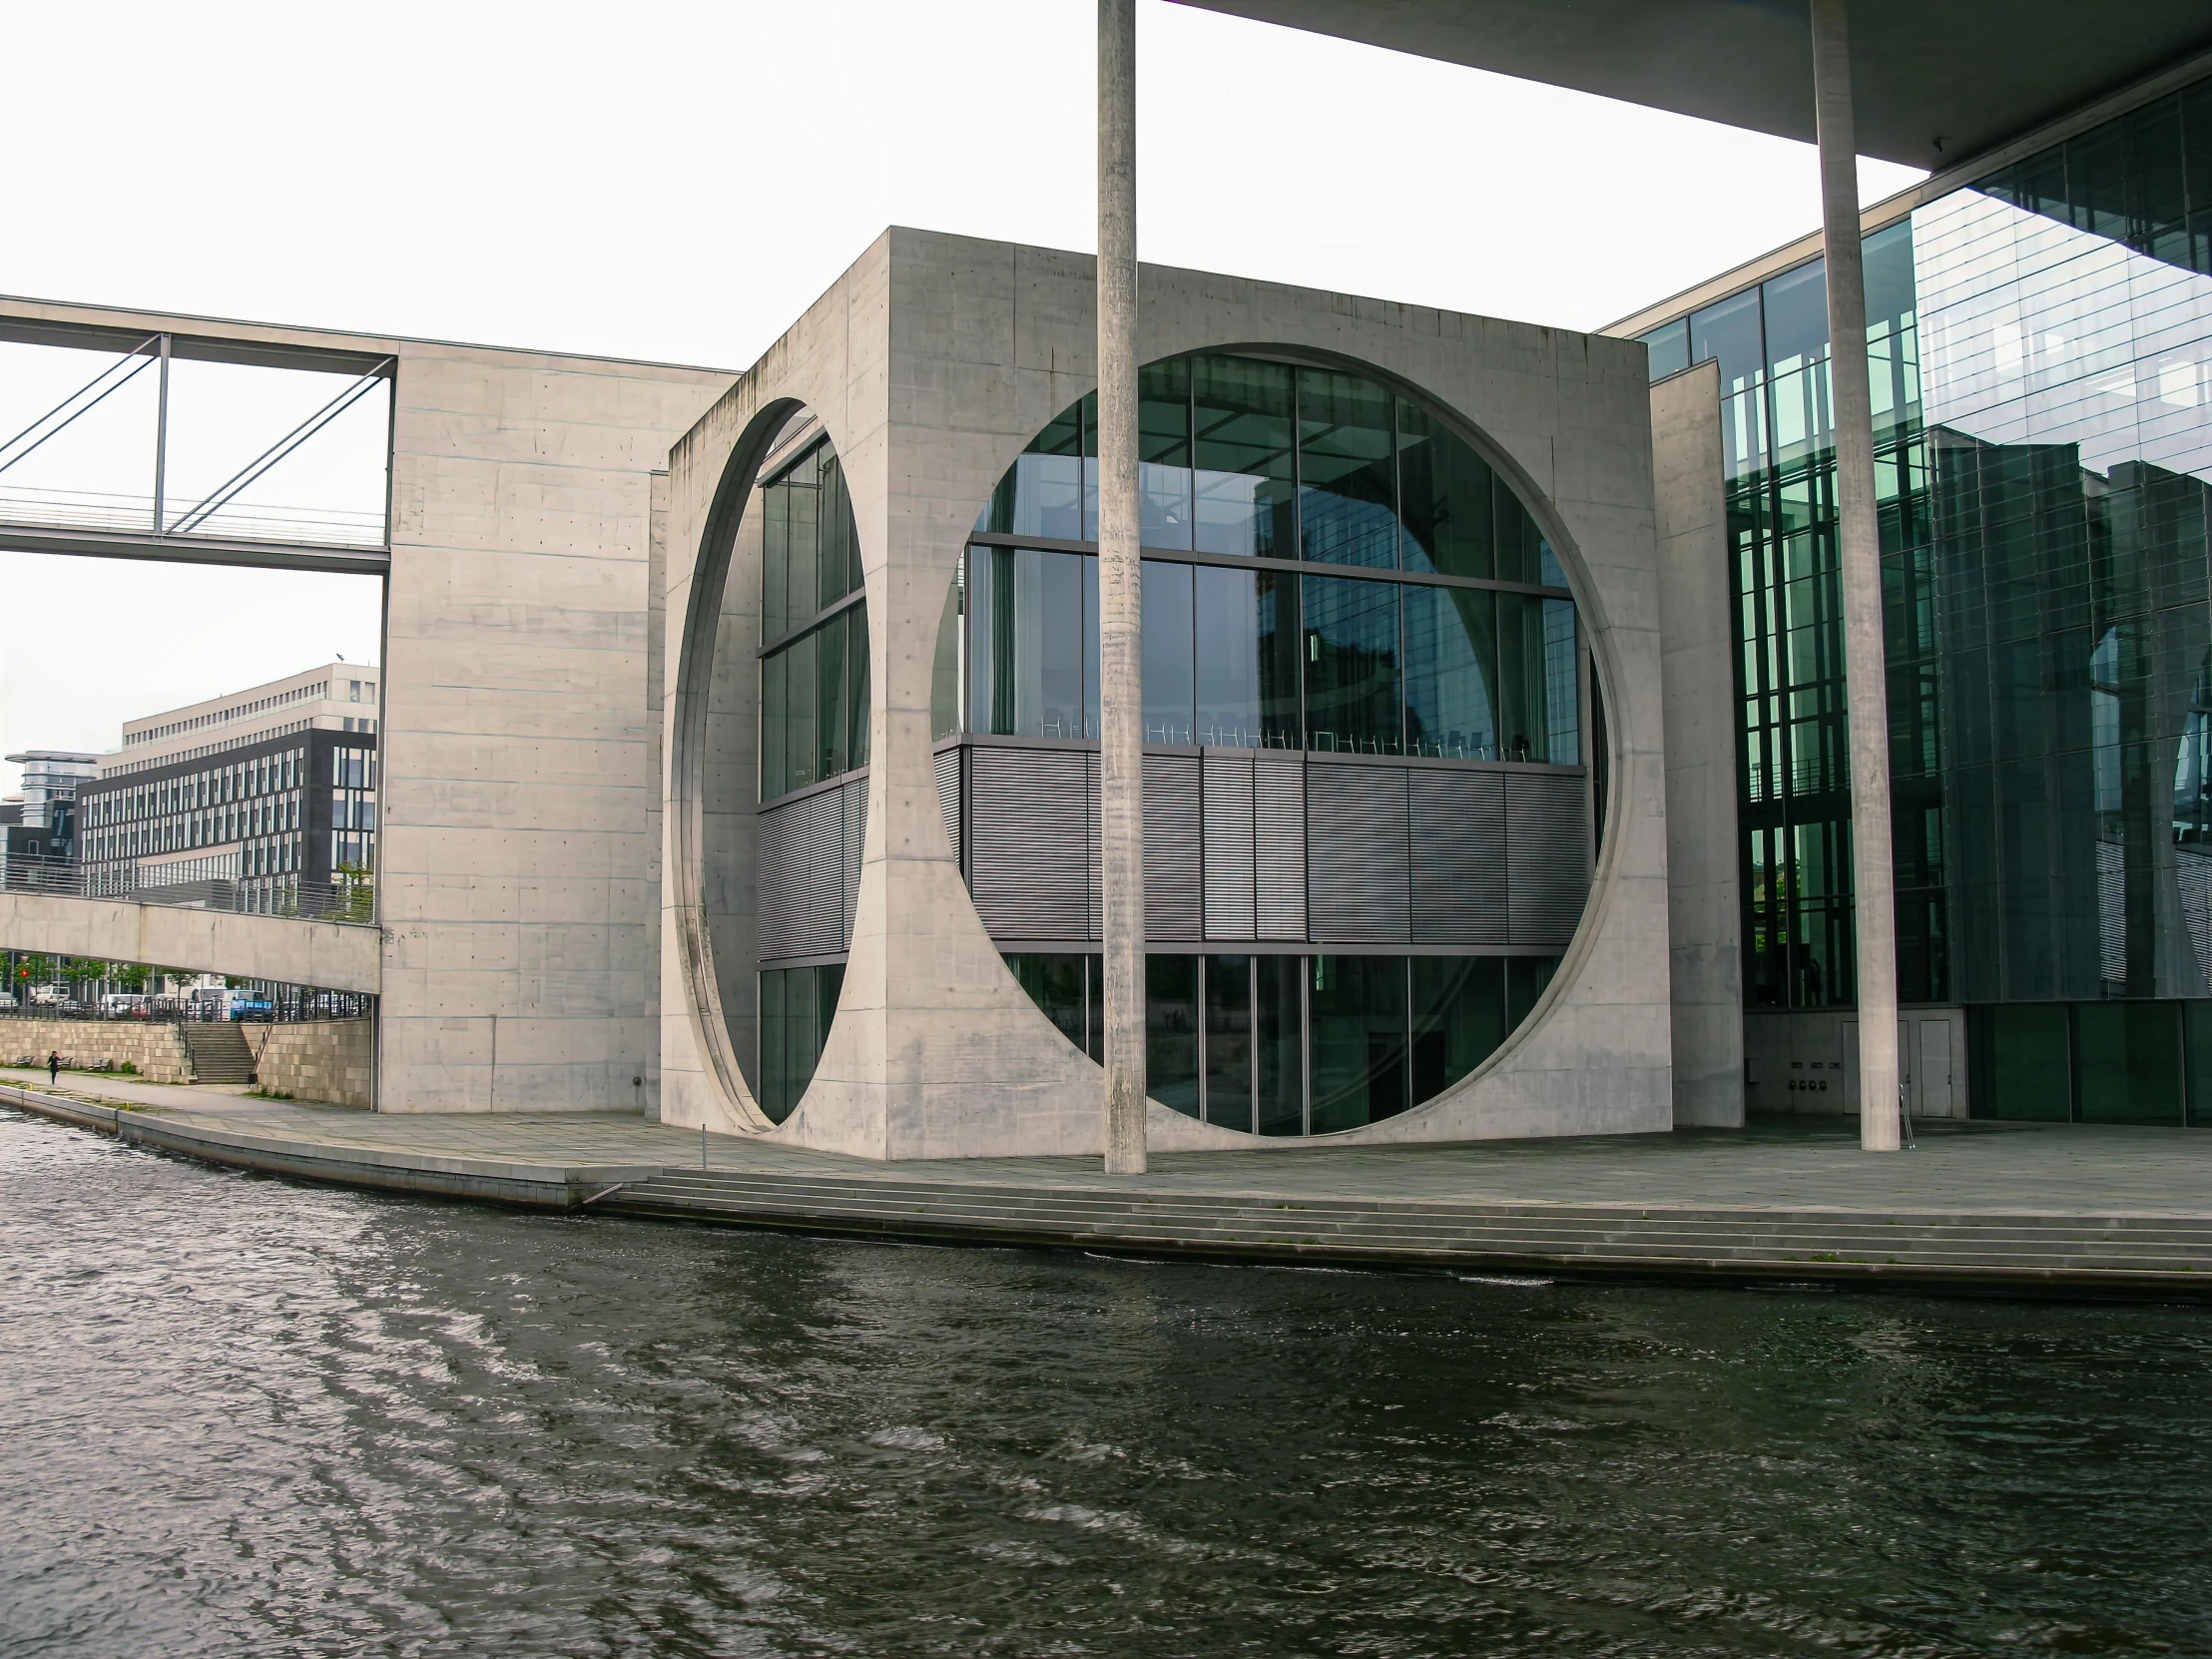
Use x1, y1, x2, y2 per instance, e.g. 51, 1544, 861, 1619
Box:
1811, 0, 1901, 1152
1096, 0, 1147, 1174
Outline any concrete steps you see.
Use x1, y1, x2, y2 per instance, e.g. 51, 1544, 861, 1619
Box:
180, 1022, 255, 1085
599, 1169, 2212, 1287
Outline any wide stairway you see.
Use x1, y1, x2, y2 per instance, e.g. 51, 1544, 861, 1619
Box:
600, 1167, 2212, 1289
181, 1022, 255, 1085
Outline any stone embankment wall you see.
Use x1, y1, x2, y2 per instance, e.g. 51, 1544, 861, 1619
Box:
253, 1019, 373, 1108
0, 1017, 193, 1083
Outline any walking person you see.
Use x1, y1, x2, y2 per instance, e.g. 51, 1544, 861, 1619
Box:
47, 1050, 60, 1086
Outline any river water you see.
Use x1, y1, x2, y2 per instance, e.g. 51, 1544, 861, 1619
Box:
4, 1106, 2209, 1658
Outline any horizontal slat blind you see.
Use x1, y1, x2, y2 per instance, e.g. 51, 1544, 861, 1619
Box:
968, 746, 1089, 939
1203, 750, 1257, 939
1410, 769, 1507, 944
841, 775, 867, 943
757, 790, 846, 960
934, 747, 961, 867
1255, 753, 1308, 940
1306, 764, 1410, 942
1506, 771, 1592, 945
1145, 753, 1203, 941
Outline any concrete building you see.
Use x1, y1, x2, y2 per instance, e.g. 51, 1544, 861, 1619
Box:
0, 751, 93, 890
653, 232, 1676, 1157
78, 665, 382, 910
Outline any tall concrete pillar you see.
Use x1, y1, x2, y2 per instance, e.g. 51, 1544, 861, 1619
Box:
1811, 0, 1901, 1152
1096, 0, 1148, 1174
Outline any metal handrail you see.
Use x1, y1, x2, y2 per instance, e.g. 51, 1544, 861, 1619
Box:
0, 853, 375, 925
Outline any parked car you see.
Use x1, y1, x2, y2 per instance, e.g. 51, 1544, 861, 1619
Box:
29, 985, 73, 1008
0, 992, 17, 1011
100, 993, 146, 1017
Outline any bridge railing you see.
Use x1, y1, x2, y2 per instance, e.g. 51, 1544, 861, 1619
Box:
0, 854, 376, 925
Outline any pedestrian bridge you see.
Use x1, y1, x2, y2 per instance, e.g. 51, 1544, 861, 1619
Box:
0, 890, 380, 995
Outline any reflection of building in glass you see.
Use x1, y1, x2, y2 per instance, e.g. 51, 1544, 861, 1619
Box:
744, 352, 1598, 1138
1624, 71, 2212, 1125
76, 664, 379, 911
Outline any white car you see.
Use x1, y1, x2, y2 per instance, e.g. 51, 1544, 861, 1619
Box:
0, 992, 16, 1011
100, 993, 146, 1017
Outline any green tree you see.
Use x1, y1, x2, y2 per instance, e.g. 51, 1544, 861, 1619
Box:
335, 860, 375, 925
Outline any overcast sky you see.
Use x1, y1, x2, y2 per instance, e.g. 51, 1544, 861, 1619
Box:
0, 0, 1923, 794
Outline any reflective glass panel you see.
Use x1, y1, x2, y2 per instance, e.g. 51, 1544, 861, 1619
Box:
968, 546, 1087, 740
1192, 355, 1295, 557
1146, 954, 1201, 1118
1303, 575, 1400, 755
1298, 367, 1396, 568
1495, 593, 1578, 763
1308, 954, 1408, 1133
1006, 953, 1087, 1054
1396, 399, 1495, 579
2073, 1001, 2184, 1124
758, 962, 842, 1123
1403, 584, 1495, 760
982, 402, 1083, 539
1411, 956, 1506, 1105
1140, 356, 1193, 550
1142, 559, 1196, 745
1195, 565, 1299, 749
1204, 954, 1253, 1132
1640, 319, 1690, 381
1255, 954, 1304, 1136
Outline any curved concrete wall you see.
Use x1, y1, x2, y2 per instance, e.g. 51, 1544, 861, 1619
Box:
659, 229, 1672, 1159
0, 891, 381, 994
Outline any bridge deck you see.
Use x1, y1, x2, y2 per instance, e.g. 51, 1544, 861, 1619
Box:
8, 1068, 2212, 1295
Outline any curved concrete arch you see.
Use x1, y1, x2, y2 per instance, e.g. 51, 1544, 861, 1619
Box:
0, 891, 380, 995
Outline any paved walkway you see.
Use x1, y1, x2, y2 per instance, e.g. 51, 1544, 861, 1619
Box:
7, 1063, 2211, 1219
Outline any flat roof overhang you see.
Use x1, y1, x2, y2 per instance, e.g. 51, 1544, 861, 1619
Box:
1174, 0, 2212, 172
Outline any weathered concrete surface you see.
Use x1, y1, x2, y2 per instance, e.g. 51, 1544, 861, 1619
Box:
1651, 360, 1745, 1127
0, 890, 380, 994
662, 229, 1674, 1159
376, 339, 732, 1113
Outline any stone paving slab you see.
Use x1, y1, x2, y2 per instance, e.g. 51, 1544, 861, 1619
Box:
7, 1064, 2211, 1220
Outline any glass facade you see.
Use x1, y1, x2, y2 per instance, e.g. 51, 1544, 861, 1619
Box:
757, 962, 844, 1123
953, 351, 1591, 1135
760, 439, 869, 802
948, 352, 1579, 762
1641, 73, 2212, 1123
1010, 950, 1560, 1136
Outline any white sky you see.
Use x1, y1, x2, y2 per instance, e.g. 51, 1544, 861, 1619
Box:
0, 0, 1924, 795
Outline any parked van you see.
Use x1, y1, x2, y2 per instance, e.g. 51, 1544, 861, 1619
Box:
100, 993, 146, 1017
29, 985, 72, 1008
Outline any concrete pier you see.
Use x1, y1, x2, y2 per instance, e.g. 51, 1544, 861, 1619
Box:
10, 1070, 2212, 1295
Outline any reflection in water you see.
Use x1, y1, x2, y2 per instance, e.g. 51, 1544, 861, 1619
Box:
5, 1107, 2210, 1657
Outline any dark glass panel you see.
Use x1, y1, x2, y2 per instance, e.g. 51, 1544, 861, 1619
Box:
1255, 955, 1304, 1136
817, 608, 848, 782
1195, 565, 1299, 749
1140, 356, 1193, 550
819, 450, 856, 610
846, 605, 871, 770
788, 465, 821, 624
969, 547, 1085, 740
1204, 954, 1254, 1132
1006, 953, 1088, 1054
2073, 1001, 2184, 1125
1969, 1003, 2070, 1120
2184, 1001, 2212, 1126
760, 649, 788, 801
1688, 287, 1763, 393
1496, 593, 1579, 763
1493, 491, 1556, 586
1298, 367, 1397, 568
758, 962, 842, 1124
763, 485, 791, 641
1403, 583, 1496, 760
1411, 956, 1506, 1105
1641, 319, 1690, 382
1086, 953, 1103, 1063
1863, 221, 1917, 333
930, 563, 962, 742
783, 628, 821, 792
1192, 355, 1295, 558
1083, 553, 1101, 741
1504, 956, 1558, 1029
1303, 576, 1400, 755
1142, 559, 1196, 745
1309, 954, 1408, 1133
983, 399, 1084, 539
758, 966, 787, 1118
1396, 399, 1495, 579
1081, 390, 1099, 542
1146, 953, 1201, 1118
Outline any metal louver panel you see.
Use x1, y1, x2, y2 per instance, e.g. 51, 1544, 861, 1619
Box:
934, 747, 961, 867
1409, 769, 1507, 944
1203, 750, 1257, 939
1145, 753, 1203, 941
841, 774, 867, 944
758, 789, 846, 960
1087, 753, 1105, 941
1255, 753, 1308, 940
1306, 764, 1410, 942
1506, 770, 1592, 946
967, 746, 1089, 940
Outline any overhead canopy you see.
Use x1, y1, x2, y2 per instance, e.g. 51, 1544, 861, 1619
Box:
1174, 0, 2212, 171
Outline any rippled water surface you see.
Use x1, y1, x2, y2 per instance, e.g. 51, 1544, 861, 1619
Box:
5, 1108, 2211, 1657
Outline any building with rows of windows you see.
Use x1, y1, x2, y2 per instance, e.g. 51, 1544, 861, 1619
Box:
76, 664, 380, 912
